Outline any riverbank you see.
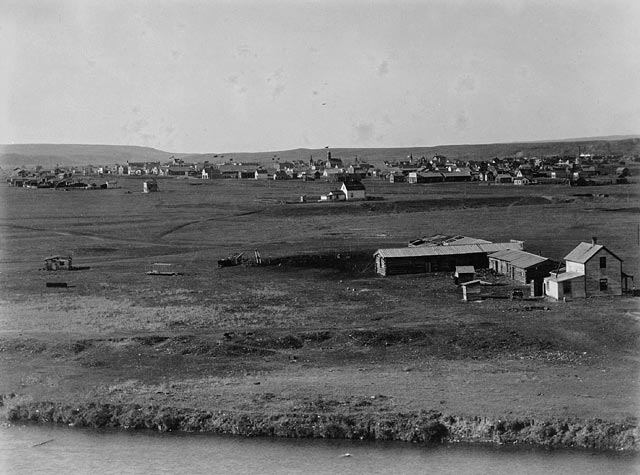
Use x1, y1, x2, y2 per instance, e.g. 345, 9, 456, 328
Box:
2, 399, 638, 451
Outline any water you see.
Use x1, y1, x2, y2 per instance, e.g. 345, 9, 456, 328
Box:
0, 424, 637, 475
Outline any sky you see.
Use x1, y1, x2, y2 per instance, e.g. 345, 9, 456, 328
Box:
1, 0, 639, 153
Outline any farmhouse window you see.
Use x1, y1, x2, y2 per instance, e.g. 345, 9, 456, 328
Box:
600, 256, 606, 268
599, 279, 608, 291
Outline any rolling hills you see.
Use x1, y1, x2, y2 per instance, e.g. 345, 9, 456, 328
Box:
1, 136, 638, 169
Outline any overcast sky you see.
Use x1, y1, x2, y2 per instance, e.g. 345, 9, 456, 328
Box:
1, 0, 639, 153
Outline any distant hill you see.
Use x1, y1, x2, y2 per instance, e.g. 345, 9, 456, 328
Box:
2, 137, 638, 169
214, 137, 640, 168
0, 144, 175, 169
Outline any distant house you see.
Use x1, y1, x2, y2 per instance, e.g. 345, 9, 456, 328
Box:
254, 169, 269, 180
544, 238, 630, 300
616, 167, 629, 177
201, 166, 221, 179
442, 168, 472, 182
143, 179, 158, 193
320, 190, 345, 202
513, 176, 532, 186
494, 174, 513, 184
323, 168, 343, 179
550, 169, 570, 180
389, 172, 406, 183
407, 171, 444, 183
167, 166, 196, 177
340, 181, 366, 200
238, 170, 255, 179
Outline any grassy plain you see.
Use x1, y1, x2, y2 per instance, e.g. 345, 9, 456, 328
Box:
0, 177, 639, 443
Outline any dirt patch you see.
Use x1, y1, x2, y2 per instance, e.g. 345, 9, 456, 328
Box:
264, 251, 374, 274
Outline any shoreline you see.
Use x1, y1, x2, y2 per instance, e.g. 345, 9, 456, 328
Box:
3, 400, 638, 452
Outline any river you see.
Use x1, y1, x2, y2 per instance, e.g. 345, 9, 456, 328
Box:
0, 423, 637, 474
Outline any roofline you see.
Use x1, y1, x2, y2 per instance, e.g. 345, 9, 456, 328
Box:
565, 243, 624, 263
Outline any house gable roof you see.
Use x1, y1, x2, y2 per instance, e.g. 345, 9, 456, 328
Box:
564, 242, 623, 263
342, 181, 366, 191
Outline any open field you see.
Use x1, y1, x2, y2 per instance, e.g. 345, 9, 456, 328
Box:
1, 178, 639, 448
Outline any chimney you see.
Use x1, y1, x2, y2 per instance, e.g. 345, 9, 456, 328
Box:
591, 237, 597, 245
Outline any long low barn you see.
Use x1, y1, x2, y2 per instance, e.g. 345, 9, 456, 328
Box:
374, 242, 523, 276
488, 249, 558, 284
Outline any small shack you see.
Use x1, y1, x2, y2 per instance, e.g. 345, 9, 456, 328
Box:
44, 256, 72, 271
454, 266, 475, 285
143, 179, 158, 193
461, 280, 482, 301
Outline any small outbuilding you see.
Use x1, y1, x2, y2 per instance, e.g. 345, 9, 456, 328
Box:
543, 272, 585, 300
44, 256, 72, 271
454, 266, 475, 284
143, 179, 158, 193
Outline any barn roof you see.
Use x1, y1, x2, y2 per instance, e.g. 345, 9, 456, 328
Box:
489, 249, 551, 269
374, 242, 520, 259
409, 234, 492, 247
564, 242, 622, 263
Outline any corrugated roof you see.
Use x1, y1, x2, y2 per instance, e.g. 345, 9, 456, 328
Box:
409, 234, 493, 247
489, 249, 550, 269
374, 242, 519, 259
444, 236, 492, 246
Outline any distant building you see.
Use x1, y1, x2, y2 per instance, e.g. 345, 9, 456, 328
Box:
44, 256, 72, 271
143, 179, 158, 193
320, 190, 345, 201
340, 181, 366, 200
254, 169, 269, 180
